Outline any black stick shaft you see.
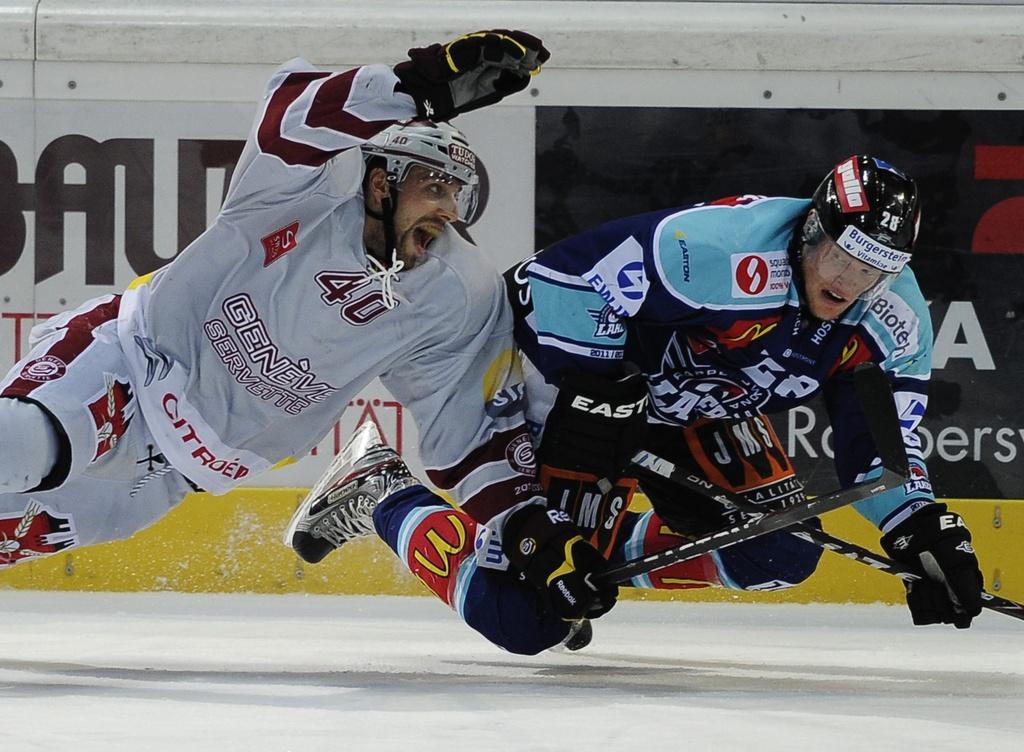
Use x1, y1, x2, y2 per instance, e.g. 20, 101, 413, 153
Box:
790, 525, 1024, 621
601, 467, 903, 584
643, 454, 1024, 622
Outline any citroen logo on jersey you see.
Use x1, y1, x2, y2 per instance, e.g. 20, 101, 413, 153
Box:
133, 335, 173, 386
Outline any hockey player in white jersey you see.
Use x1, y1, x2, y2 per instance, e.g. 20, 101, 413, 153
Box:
0, 32, 586, 592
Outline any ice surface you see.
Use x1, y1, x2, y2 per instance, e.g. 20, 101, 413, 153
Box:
1, 592, 1021, 751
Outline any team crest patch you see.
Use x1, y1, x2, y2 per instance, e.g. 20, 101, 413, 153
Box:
20, 355, 67, 382
261, 221, 300, 267
648, 333, 771, 423
0, 500, 78, 567
588, 306, 625, 338
505, 434, 536, 475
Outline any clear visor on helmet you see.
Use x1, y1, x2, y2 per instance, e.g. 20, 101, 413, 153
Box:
803, 215, 901, 301
391, 161, 480, 223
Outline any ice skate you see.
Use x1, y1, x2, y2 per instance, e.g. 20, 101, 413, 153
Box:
283, 422, 417, 564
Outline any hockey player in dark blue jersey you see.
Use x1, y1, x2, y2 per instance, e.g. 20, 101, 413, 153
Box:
504, 154, 984, 631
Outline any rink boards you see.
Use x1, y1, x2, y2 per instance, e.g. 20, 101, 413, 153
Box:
1, 489, 1021, 606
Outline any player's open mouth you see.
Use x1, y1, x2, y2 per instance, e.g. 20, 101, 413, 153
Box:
822, 289, 847, 304
413, 225, 443, 255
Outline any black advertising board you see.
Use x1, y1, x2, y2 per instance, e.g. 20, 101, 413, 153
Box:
536, 107, 1024, 499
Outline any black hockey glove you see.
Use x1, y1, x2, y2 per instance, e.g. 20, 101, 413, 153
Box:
880, 503, 984, 629
503, 505, 618, 621
538, 365, 649, 483
394, 29, 549, 120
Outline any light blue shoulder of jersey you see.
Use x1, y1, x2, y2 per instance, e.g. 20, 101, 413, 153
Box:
851, 268, 933, 378
653, 197, 810, 310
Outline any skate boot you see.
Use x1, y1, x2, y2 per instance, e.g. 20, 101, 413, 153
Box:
283, 422, 417, 564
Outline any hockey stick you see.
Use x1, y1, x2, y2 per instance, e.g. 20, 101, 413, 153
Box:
600, 465, 906, 584
602, 364, 910, 585
851, 362, 910, 477
642, 459, 1024, 621
791, 527, 1024, 621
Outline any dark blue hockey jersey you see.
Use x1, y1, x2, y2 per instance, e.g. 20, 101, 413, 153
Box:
513, 196, 934, 532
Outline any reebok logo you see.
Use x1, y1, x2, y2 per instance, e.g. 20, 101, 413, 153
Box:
557, 580, 577, 605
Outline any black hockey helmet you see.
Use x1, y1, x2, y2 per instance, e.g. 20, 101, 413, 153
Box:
810, 155, 921, 275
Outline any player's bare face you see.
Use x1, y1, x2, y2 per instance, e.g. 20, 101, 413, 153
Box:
391, 166, 463, 269
801, 238, 884, 320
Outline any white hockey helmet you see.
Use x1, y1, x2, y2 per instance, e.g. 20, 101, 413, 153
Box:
361, 120, 480, 222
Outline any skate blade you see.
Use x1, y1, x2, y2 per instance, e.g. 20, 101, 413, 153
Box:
281, 422, 387, 546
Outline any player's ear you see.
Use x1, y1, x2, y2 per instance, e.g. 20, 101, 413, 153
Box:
365, 166, 391, 210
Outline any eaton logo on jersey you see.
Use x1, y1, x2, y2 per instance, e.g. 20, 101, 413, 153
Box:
730, 252, 791, 298
582, 236, 648, 317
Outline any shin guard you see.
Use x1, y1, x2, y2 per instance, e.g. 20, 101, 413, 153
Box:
373, 487, 570, 654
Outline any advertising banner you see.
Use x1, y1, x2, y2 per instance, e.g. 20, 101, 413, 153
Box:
535, 106, 1024, 499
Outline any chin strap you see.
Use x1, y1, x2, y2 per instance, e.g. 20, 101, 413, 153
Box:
365, 190, 399, 262
364, 188, 404, 309
789, 214, 813, 320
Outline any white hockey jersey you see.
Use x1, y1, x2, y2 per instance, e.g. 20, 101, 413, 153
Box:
116, 59, 539, 521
